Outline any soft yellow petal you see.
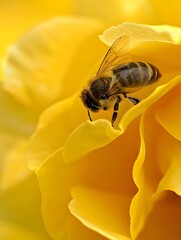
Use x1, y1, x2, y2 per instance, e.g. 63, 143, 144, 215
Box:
0, 139, 30, 191
66, 215, 107, 240
69, 185, 131, 240
130, 75, 181, 239
28, 94, 87, 170
99, 22, 181, 49
119, 76, 181, 132
130, 111, 168, 239
152, 124, 181, 196
3, 16, 104, 109
63, 119, 120, 163
155, 83, 181, 141
137, 191, 181, 240
36, 118, 140, 238
29, 94, 120, 170
158, 144, 181, 196
0, 83, 37, 135
0, 175, 50, 240
130, 115, 149, 239
0, 1, 72, 79
0, 83, 37, 190
0, 1, 72, 56
36, 148, 84, 239
37, 153, 109, 240
0, 221, 51, 240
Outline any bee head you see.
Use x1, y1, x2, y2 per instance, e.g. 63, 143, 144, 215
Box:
81, 89, 101, 112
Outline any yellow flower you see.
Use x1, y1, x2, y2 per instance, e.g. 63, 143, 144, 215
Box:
15, 16, 181, 239
1, 2, 181, 239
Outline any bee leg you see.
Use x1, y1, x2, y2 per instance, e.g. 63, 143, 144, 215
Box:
88, 110, 92, 122
112, 95, 121, 127
128, 97, 140, 105
123, 93, 140, 105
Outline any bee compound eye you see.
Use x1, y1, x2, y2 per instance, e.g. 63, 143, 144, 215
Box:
90, 105, 100, 111
89, 100, 100, 111
82, 90, 100, 112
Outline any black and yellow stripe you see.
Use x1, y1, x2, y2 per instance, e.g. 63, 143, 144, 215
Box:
113, 62, 161, 89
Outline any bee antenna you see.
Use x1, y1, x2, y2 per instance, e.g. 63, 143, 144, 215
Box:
88, 110, 92, 122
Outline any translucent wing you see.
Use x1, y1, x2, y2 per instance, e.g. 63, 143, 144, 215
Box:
97, 35, 131, 75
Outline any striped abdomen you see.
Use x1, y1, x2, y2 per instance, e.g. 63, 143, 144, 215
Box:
113, 62, 161, 90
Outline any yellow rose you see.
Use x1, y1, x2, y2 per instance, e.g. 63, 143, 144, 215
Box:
1, 1, 181, 240
16, 17, 181, 239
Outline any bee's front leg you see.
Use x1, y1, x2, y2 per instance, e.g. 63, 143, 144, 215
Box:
88, 110, 92, 122
112, 95, 121, 127
123, 93, 140, 105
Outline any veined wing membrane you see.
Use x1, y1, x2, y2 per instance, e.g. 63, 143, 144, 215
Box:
97, 35, 131, 74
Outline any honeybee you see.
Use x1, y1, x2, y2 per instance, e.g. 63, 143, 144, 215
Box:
81, 36, 161, 126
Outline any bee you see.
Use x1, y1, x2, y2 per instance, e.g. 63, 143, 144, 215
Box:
81, 35, 161, 126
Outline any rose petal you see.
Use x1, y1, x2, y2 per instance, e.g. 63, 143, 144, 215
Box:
155, 83, 181, 141
63, 119, 120, 163
37, 151, 111, 240
0, 221, 50, 240
36, 148, 85, 239
119, 76, 181, 132
69, 185, 131, 240
0, 175, 50, 239
99, 22, 181, 49
153, 125, 181, 196
0, 83, 37, 135
66, 215, 107, 240
158, 149, 181, 196
130, 116, 148, 239
3, 16, 104, 109
0, 139, 30, 191
130, 76, 181, 239
130, 113, 165, 239
36, 119, 140, 238
0, 84, 37, 189
28, 94, 89, 170
0, 1, 71, 57
137, 191, 181, 240
29, 96, 121, 170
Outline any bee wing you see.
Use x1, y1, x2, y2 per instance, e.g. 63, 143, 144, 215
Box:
97, 35, 131, 74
